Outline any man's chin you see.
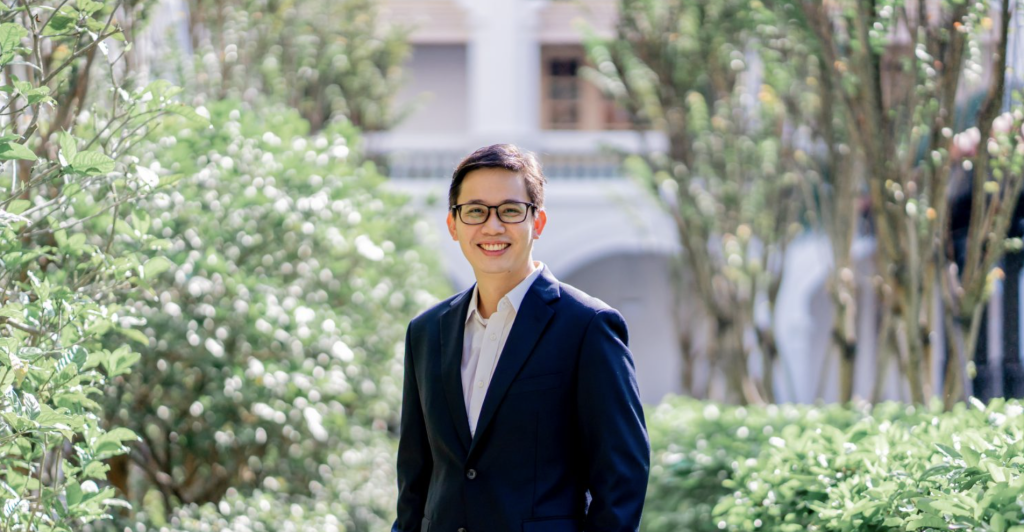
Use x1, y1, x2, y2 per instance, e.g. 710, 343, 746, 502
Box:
470, 260, 522, 276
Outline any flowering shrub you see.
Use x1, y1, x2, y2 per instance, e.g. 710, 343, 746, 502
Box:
97, 100, 447, 529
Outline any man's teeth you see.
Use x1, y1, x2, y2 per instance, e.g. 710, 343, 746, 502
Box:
481, 243, 510, 251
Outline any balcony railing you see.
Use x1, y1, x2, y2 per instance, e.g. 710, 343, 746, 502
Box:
380, 150, 627, 179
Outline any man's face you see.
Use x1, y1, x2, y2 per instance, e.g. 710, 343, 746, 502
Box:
446, 167, 547, 279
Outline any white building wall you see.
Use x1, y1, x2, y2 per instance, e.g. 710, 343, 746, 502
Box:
392, 45, 469, 134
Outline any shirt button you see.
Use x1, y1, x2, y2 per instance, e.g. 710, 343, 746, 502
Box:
466, 469, 477, 480
476, 380, 484, 388
489, 333, 497, 340
458, 529, 468, 532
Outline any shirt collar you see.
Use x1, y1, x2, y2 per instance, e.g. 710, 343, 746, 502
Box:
466, 262, 545, 323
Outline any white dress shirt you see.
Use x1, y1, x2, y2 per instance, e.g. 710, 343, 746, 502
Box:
462, 262, 545, 436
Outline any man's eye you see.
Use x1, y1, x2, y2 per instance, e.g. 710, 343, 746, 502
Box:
464, 206, 487, 215
501, 206, 524, 216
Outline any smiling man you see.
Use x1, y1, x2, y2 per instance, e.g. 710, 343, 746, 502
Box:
393, 144, 650, 532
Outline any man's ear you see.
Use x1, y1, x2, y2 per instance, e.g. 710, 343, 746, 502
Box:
533, 208, 547, 239
446, 209, 458, 240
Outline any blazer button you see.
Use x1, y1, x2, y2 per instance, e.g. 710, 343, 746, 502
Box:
466, 469, 477, 480
458, 528, 468, 532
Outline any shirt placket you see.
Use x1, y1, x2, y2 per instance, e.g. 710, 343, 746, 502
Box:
468, 301, 511, 434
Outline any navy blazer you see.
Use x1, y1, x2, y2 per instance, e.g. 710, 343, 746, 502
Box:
393, 266, 650, 532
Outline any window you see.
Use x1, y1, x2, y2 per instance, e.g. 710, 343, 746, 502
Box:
540, 45, 634, 131
549, 58, 580, 127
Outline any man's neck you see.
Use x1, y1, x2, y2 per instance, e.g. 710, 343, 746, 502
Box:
474, 261, 538, 319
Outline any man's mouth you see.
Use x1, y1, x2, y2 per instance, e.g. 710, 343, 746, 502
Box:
479, 243, 511, 252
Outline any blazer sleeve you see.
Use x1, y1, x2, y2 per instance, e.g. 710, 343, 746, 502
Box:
576, 308, 651, 532
393, 324, 433, 532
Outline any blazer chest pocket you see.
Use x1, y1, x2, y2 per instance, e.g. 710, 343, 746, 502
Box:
508, 372, 564, 394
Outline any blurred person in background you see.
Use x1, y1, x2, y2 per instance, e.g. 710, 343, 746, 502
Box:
393, 144, 650, 532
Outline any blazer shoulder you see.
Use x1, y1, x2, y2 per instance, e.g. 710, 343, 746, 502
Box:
407, 289, 466, 332
556, 280, 616, 317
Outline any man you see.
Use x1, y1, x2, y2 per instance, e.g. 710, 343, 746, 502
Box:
393, 144, 650, 532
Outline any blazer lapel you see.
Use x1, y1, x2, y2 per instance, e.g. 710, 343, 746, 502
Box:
439, 287, 474, 454
468, 268, 560, 457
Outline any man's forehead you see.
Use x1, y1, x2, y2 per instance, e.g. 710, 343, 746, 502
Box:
458, 169, 530, 201
460, 197, 529, 204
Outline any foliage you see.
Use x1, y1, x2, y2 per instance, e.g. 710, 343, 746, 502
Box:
0, 0, 198, 529
94, 99, 446, 526
585, 0, 811, 403
124, 435, 397, 532
779, 0, 1024, 405
643, 397, 861, 532
643, 397, 1024, 532
182, 0, 410, 131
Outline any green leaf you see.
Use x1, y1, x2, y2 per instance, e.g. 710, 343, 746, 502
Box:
6, 199, 29, 214
114, 218, 136, 239
105, 427, 139, 443
23, 87, 51, 105
81, 461, 109, 479
991, 513, 1007, 532
117, 327, 149, 347
69, 151, 114, 175
140, 79, 181, 101
54, 228, 68, 248
52, 391, 100, 411
65, 481, 82, 507
69, 345, 88, 370
142, 256, 172, 279
103, 345, 141, 375
45, 14, 78, 34
960, 444, 980, 467
0, 23, 27, 64
0, 141, 37, 161
91, 428, 137, 458
58, 131, 78, 165
66, 233, 86, 252
935, 443, 962, 460
158, 173, 184, 188
165, 103, 211, 127
12, 79, 31, 95
76, 0, 103, 15
906, 516, 948, 530
130, 209, 150, 235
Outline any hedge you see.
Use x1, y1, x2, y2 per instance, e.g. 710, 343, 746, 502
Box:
645, 397, 1024, 532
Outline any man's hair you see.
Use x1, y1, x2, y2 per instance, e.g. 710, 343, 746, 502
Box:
448, 144, 547, 209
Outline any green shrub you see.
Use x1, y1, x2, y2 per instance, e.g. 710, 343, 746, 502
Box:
644, 397, 864, 532
644, 397, 1024, 532
96, 100, 447, 528
130, 434, 397, 532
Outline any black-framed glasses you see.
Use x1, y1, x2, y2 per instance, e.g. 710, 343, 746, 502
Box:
451, 201, 537, 225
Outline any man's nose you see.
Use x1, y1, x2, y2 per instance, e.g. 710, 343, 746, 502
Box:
481, 209, 505, 233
